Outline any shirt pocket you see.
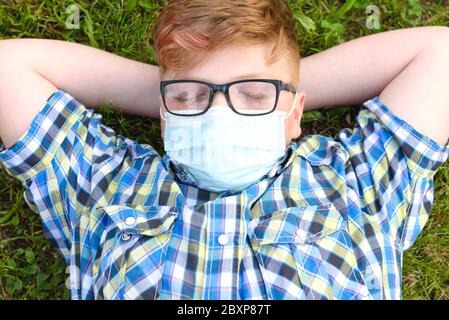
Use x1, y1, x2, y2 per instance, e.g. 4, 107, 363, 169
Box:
92, 204, 179, 300
248, 204, 371, 300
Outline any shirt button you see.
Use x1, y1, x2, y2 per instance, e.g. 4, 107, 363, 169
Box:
295, 229, 306, 240
365, 271, 378, 289
121, 232, 131, 241
330, 145, 341, 154
125, 217, 136, 226
218, 234, 229, 246
179, 168, 188, 180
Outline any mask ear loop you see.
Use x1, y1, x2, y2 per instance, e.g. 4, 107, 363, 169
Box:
282, 92, 299, 120
160, 106, 167, 121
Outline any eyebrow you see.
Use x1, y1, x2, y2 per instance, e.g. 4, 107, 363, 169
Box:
175, 72, 273, 83
230, 72, 274, 81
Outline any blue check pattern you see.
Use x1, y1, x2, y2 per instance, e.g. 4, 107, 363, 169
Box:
1, 89, 448, 300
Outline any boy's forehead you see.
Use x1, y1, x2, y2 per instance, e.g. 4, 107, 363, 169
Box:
164, 43, 289, 82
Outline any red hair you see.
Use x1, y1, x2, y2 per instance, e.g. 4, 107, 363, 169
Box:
152, 0, 300, 83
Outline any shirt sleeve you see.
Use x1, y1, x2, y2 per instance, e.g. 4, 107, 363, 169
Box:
0, 89, 159, 261
336, 97, 449, 251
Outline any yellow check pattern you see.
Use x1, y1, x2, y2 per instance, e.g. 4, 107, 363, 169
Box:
1, 90, 448, 300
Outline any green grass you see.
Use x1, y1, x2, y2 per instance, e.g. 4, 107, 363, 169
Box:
0, 0, 448, 300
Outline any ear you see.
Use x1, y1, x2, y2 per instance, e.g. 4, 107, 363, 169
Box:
291, 91, 306, 139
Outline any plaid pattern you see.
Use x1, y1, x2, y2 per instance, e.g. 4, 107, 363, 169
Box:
1, 89, 448, 300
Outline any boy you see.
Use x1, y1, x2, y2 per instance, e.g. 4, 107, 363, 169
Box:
0, 0, 448, 299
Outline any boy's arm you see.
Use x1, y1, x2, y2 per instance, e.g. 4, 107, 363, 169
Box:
0, 38, 161, 149
299, 26, 449, 145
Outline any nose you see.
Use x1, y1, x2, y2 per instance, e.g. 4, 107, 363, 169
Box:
209, 91, 228, 107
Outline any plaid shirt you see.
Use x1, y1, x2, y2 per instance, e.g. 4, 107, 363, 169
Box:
1, 89, 448, 300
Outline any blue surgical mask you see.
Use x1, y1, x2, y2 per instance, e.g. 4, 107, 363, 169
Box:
162, 94, 298, 192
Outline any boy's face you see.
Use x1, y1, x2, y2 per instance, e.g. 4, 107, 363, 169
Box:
159, 42, 306, 147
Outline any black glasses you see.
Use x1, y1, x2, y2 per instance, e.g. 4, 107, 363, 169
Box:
160, 79, 296, 116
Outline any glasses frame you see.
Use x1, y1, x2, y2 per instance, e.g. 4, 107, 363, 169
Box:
160, 79, 297, 116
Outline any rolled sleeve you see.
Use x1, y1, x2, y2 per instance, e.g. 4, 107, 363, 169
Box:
336, 97, 449, 251
0, 90, 90, 183
363, 97, 449, 179
0, 90, 111, 261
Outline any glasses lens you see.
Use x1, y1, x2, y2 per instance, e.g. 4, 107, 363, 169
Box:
229, 81, 276, 114
164, 82, 210, 114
